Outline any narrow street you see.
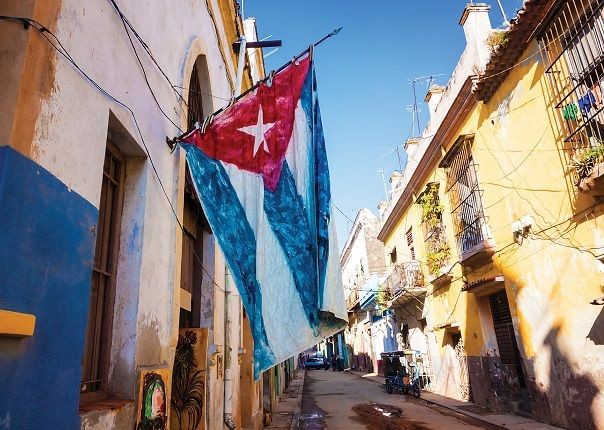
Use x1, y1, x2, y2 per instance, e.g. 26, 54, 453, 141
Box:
299, 370, 500, 430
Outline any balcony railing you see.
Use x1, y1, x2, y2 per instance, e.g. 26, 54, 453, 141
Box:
381, 260, 425, 299
346, 288, 360, 310
440, 136, 495, 267
538, 0, 604, 194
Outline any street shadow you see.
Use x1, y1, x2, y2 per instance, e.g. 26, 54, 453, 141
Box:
587, 307, 604, 345
537, 326, 599, 429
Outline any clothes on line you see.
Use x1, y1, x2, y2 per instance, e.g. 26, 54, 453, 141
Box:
578, 90, 596, 117
562, 102, 578, 120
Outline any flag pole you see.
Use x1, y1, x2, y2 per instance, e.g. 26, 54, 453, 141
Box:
167, 27, 343, 147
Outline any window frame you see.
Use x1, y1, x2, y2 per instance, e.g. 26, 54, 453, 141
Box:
179, 169, 211, 329
538, 0, 604, 182
81, 140, 125, 401
440, 136, 489, 259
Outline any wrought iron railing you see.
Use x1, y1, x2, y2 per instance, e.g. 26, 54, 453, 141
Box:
442, 137, 491, 258
381, 260, 425, 298
346, 287, 360, 310
538, 0, 604, 184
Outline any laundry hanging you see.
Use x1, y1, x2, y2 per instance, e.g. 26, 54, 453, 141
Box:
179, 55, 347, 379
578, 90, 596, 117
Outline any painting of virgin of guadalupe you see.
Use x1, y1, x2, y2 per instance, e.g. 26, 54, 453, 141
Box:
136, 369, 171, 430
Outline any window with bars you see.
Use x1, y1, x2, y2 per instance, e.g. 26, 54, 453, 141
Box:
81, 142, 125, 396
187, 61, 206, 131
538, 0, 604, 181
441, 136, 489, 258
406, 228, 416, 260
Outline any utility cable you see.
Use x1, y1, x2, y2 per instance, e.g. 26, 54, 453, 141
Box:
108, 0, 184, 133
0, 15, 226, 293
108, 0, 188, 105
108, 0, 233, 105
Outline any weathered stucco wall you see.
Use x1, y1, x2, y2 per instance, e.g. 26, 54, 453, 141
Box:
467, 41, 604, 429
378, 7, 604, 423
386, 39, 604, 428
0, 0, 246, 428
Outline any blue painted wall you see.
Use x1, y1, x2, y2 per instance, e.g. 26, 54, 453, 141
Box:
0, 146, 98, 430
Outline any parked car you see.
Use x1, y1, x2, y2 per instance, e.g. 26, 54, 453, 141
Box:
305, 357, 329, 370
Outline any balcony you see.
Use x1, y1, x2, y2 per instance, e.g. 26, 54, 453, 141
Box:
537, 0, 604, 196
456, 215, 496, 268
380, 260, 425, 307
346, 288, 360, 311
575, 150, 604, 196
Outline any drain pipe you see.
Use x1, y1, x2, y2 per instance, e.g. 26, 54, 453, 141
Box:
223, 267, 236, 430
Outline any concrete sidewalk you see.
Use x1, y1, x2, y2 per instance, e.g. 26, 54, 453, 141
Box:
346, 370, 563, 430
265, 369, 305, 429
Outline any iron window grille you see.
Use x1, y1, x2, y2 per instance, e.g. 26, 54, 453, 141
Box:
441, 136, 490, 259
538, 0, 604, 182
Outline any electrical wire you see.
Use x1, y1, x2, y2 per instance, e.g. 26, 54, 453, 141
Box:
108, 0, 189, 107
333, 203, 355, 224
108, 0, 184, 133
174, 85, 232, 102
203, 0, 235, 93
0, 15, 227, 293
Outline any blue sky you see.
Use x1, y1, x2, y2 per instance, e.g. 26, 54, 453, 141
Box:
244, 1, 523, 249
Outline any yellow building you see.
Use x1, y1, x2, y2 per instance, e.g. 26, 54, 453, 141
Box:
378, 2, 604, 429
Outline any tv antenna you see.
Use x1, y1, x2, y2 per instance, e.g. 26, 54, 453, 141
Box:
408, 74, 445, 138
377, 169, 389, 201
378, 145, 404, 172
495, 0, 510, 27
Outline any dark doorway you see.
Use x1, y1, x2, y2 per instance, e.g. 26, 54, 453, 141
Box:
489, 290, 531, 412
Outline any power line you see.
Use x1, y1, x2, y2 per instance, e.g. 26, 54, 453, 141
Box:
333, 203, 355, 224
108, 0, 184, 133
174, 85, 232, 102
107, 1, 236, 106
108, 0, 188, 105
0, 15, 227, 293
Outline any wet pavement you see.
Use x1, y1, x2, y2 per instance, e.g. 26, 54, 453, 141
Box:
298, 369, 501, 429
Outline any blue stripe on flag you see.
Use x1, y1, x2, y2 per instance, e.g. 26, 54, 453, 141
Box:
263, 161, 319, 330
182, 144, 275, 378
302, 66, 331, 308
262, 63, 332, 329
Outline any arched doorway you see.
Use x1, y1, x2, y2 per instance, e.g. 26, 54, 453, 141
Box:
170, 54, 214, 430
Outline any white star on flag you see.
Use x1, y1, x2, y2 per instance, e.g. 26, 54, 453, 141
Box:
238, 105, 276, 156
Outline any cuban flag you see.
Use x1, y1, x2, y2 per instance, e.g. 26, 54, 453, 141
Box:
180, 55, 347, 379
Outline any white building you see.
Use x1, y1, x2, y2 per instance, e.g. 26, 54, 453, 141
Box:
0, 1, 291, 429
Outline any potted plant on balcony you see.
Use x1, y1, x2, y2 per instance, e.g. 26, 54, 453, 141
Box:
572, 143, 604, 195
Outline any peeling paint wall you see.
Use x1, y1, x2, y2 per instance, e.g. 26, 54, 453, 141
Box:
467, 41, 604, 428
0, 0, 256, 428
381, 35, 604, 429
376, 3, 604, 427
